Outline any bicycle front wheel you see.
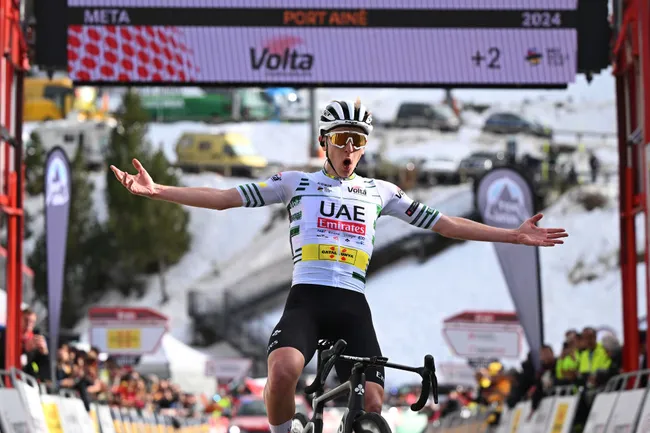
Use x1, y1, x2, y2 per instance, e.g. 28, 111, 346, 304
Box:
353, 413, 392, 433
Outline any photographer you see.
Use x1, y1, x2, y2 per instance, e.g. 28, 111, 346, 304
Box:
21, 308, 50, 381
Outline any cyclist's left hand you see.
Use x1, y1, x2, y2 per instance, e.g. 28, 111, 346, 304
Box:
516, 213, 568, 247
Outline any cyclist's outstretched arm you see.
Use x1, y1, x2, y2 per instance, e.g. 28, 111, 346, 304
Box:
433, 215, 517, 243
110, 159, 243, 210
152, 184, 243, 210
433, 214, 566, 247
375, 180, 567, 247
111, 159, 293, 210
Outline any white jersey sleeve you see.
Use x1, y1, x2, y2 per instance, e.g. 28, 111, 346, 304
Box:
375, 180, 443, 229
236, 171, 300, 207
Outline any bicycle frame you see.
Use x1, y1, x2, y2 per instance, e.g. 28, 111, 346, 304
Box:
302, 351, 368, 433
299, 339, 438, 433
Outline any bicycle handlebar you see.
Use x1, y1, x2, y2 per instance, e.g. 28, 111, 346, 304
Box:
303, 339, 439, 411
410, 355, 439, 411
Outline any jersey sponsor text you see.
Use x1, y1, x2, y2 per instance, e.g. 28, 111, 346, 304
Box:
319, 201, 366, 222
318, 217, 366, 235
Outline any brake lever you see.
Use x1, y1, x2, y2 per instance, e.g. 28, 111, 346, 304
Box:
320, 339, 347, 362
410, 355, 435, 412
305, 340, 347, 395
410, 371, 430, 412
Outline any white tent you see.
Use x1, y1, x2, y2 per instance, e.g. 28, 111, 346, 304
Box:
138, 333, 217, 397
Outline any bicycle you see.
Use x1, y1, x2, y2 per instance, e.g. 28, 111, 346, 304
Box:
291, 339, 439, 433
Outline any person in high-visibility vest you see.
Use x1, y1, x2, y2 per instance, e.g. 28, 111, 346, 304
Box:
556, 331, 580, 384
578, 327, 612, 387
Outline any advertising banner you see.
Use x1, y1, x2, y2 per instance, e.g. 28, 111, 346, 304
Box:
44, 147, 72, 378
476, 167, 543, 368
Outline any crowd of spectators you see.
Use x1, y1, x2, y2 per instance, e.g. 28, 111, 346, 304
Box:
54, 343, 201, 417
12, 306, 203, 419
453, 326, 628, 431
505, 326, 623, 411
1, 306, 638, 428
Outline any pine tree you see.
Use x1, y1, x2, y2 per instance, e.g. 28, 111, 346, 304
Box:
103, 90, 152, 294
20, 130, 46, 241
142, 149, 190, 303
28, 138, 105, 328
25, 131, 46, 196
105, 91, 190, 303
24, 209, 34, 240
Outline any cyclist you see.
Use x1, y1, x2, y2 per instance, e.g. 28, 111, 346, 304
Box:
111, 99, 568, 433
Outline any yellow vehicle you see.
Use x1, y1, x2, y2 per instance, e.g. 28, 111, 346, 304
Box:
23, 77, 110, 122
23, 77, 75, 122
175, 132, 268, 177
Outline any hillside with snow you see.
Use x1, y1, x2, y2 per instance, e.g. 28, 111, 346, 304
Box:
251, 180, 644, 385
18, 69, 630, 385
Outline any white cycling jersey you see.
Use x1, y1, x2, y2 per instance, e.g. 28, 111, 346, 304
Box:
236, 169, 443, 293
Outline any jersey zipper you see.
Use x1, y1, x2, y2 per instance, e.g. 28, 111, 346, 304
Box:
335, 178, 344, 289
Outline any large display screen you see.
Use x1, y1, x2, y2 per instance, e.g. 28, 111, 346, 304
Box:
67, 0, 578, 87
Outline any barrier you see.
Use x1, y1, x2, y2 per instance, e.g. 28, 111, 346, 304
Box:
0, 384, 31, 433
58, 390, 97, 433
494, 406, 511, 433
509, 401, 532, 433
542, 386, 581, 433
582, 385, 618, 433
95, 404, 117, 433
0, 369, 218, 432
89, 403, 100, 433
603, 372, 650, 433
430, 384, 582, 433
580, 371, 648, 433
530, 394, 555, 433
10, 368, 49, 433
110, 406, 123, 433
41, 394, 65, 433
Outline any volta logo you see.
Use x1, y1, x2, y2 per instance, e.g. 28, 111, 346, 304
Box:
250, 35, 314, 73
347, 186, 367, 196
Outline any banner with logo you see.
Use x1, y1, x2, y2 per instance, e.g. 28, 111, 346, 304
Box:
475, 167, 543, 369
44, 147, 72, 379
65, 1, 578, 87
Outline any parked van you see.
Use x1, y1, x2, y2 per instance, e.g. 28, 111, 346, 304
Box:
175, 132, 267, 177
29, 119, 115, 169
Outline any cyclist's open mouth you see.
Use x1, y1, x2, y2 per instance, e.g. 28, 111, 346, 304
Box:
343, 158, 352, 168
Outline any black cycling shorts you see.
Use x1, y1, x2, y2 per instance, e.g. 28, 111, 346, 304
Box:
267, 284, 385, 388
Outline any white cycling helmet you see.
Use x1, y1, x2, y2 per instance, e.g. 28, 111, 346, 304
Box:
319, 99, 374, 140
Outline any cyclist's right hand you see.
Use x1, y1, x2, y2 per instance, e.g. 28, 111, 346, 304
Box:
110, 158, 156, 197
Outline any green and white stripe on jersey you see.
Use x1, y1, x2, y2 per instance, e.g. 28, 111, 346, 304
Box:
409, 202, 440, 229
238, 183, 265, 207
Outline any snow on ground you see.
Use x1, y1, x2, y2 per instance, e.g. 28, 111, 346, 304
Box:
316, 69, 616, 132
145, 121, 311, 166
19, 74, 625, 375
69, 172, 274, 342
255, 180, 646, 386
